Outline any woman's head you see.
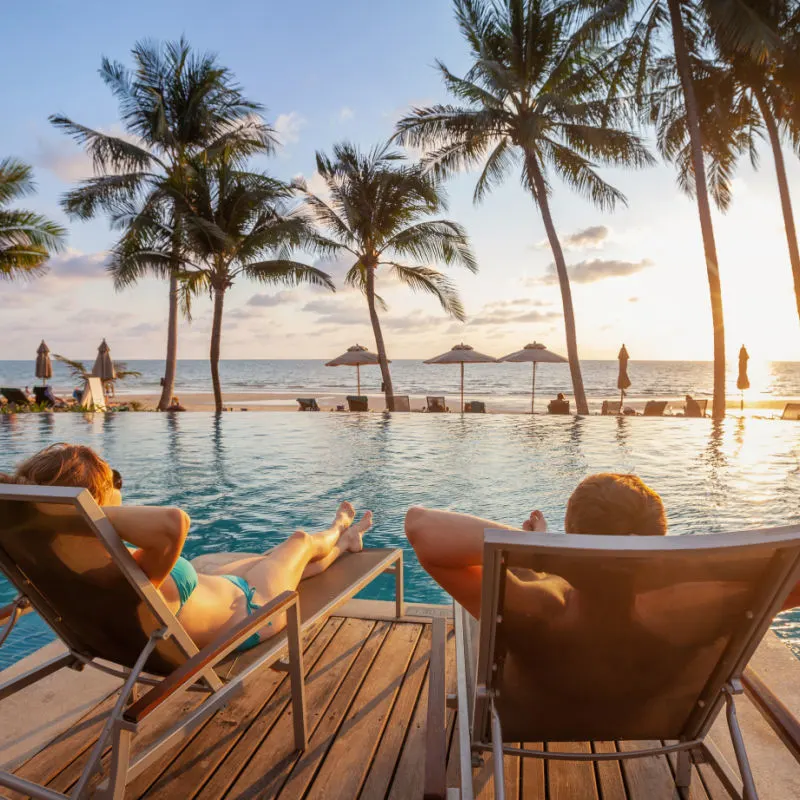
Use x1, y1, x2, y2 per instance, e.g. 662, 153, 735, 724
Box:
565, 473, 667, 536
0, 444, 120, 506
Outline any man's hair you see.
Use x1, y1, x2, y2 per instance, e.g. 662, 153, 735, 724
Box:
564, 473, 667, 536
0, 443, 115, 504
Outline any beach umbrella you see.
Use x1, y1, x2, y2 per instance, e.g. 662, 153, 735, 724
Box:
35, 340, 52, 386
424, 343, 497, 412
92, 339, 116, 394
617, 344, 631, 411
325, 344, 384, 395
737, 345, 750, 411
499, 342, 567, 414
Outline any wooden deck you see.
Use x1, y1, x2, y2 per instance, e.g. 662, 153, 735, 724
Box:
6, 615, 740, 799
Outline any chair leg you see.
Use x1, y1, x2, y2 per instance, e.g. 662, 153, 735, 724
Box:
725, 689, 759, 800
490, 698, 506, 800
102, 722, 133, 800
675, 748, 692, 798
395, 553, 405, 619
286, 600, 307, 751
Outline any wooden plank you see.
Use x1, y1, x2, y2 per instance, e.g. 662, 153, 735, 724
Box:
422, 618, 446, 800
547, 742, 599, 800
254, 619, 392, 799
361, 626, 432, 799
135, 616, 340, 800
743, 667, 800, 765
694, 759, 735, 800
520, 743, 545, 800
299, 622, 423, 799
665, 745, 710, 800
473, 743, 521, 800
209, 617, 380, 800
619, 740, 680, 800
592, 741, 626, 800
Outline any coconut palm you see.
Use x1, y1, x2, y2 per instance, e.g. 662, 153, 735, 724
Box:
294, 142, 477, 411
0, 158, 65, 280
396, 0, 653, 415
51, 37, 271, 410
112, 154, 334, 413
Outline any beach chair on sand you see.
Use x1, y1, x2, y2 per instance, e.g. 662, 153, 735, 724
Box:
465, 401, 486, 413
601, 400, 621, 416
80, 376, 106, 411
781, 403, 800, 420
0, 485, 404, 800
0, 388, 30, 409
424, 526, 800, 800
684, 399, 708, 418
643, 400, 669, 416
392, 395, 411, 412
547, 398, 570, 415
346, 395, 369, 412
427, 396, 447, 413
296, 398, 320, 411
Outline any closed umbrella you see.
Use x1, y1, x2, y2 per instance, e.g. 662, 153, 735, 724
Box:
499, 342, 567, 414
92, 339, 116, 395
325, 344, 384, 395
737, 345, 750, 411
617, 345, 631, 411
424, 343, 496, 412
35, 340, 52, 386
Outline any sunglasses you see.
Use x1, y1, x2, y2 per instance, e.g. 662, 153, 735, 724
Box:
112, 469, 123, 491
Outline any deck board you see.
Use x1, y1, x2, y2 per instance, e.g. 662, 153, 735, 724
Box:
8, 617, 742, 800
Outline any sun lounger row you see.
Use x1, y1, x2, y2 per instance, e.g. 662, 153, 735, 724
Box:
296, 396, 488, 413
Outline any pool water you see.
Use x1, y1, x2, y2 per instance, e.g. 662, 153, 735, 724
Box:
2, 412, 799, 669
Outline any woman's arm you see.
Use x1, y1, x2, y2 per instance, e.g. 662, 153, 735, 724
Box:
103, 506, 190, 588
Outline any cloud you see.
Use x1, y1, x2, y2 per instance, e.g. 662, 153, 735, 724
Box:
50, 249, 109, 280
535, 225, 610, 251
628, 296, 639, 303
534, 258, 653, 286
469, 309, 562, 327
247, 290, 294, 307
338, 106, 354, 122
383, 311, 448, 332
274, 112, 306, 146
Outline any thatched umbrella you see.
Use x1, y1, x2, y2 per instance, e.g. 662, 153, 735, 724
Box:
325, 344, 384, 395
618, 345, 631, 410
92, 339, 116, 395
35, 340, 52, 386
499, 342, 567, 414
737, 345, 750, 411
424, 343, 496, 412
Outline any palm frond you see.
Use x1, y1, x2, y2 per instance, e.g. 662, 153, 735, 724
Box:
386, 263, 466, 321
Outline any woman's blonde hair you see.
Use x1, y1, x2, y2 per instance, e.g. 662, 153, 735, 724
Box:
0, 443, 115, 504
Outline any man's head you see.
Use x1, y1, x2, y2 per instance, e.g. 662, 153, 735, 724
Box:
564, 473, 667, 536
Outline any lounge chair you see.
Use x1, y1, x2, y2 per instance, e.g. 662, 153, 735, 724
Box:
296, 398, 320, 411
32, 386, 64, 408
781, 403, 800, 421
547, 398, 570, 414
684, 398, 708, 418
392, 395, 411, 412
426, 396, 447, 413
346, 395, 369, 412
80, 376, 106, 411
643, 400, 669, 416
424, 526, 800, 800
0, 484, 404, 800
0, 388, 30, 408
465, 401, 486, 413
601, 400, 621, 415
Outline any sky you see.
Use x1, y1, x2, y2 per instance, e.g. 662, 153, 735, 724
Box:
2, 0, 800, 363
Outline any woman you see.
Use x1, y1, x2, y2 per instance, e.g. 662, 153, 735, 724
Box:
1, 444, 372, 650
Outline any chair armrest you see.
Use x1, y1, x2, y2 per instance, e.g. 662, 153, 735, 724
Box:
124, 590, 298, 725
742, 667, 800, 765
424, 616, 448, 800
0, 596, 32, 626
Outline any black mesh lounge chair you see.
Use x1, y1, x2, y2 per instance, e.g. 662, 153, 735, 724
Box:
0, 388, 30, 408
465, 401, 486, 413
296, 398, 320, 411
346, 395, 369, 412
782, 403, 800, 420
0, 485, 404, 800
547, 398, 570, 414
601, 400, 621, 415
32, 386, 62, 408
643, 400, 669, 416
426, 396, 447, 413
424, 526, 800, 799
392, 395, 411, 411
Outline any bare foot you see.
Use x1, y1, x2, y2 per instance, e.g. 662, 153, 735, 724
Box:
333, 501, 356, 533
342, 511, 372, 553
522, 510, 548, 532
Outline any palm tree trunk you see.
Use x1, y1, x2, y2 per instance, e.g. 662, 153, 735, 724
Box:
366, 265, 395, 410
755, 89, 800, 327
157, 271, 180, 411
210, 285, 225, 414
526, 155, 589, 415
667, 0, 726, 419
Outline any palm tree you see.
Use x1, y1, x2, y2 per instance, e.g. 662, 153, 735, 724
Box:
51, 37, 271, 410
53, 354, 142, 395
0, 158, 65, 280
112, 154, 334, 413
396, 0, 653, 416
592, 0, 784, 417
294, 142, 477, 411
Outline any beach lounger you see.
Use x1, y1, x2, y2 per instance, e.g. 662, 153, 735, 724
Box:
781, 403, 800, 420
601, 400, 621, 415
393, 395, 411, 411
79, 376, 106, 411
547, 398, 570, 414
296, 398, 320, 411
684, 398, 708, 417
465, 401, 486, 413
32, 386, 63, 408
0, 388, 30, 408
346, 395, 369, 412
0, 484, 404, 800
424, 526, 800, 800
643, 400, 669, 416
426, 396, 447, 413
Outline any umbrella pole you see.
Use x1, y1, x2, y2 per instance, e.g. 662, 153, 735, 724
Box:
741, 391, 744, 412
460, 362, 464, 413
531, 362, 536, 415
357, 365, 361, 396
620, 389, 624, 415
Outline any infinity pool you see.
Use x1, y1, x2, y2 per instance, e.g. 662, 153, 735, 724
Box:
2, 412, 799, 669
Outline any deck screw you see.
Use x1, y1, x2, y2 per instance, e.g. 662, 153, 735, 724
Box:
496, 615, 502, 624
697, 700, 706, 708
745, 610, 754, 619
